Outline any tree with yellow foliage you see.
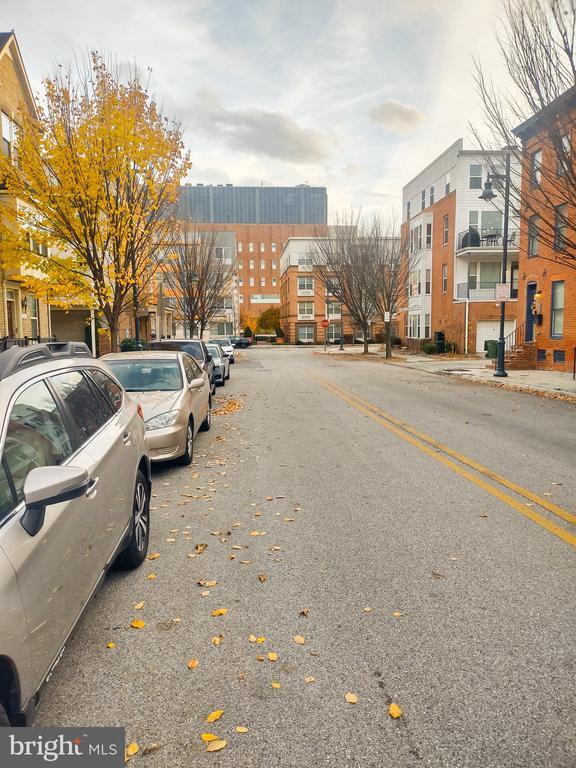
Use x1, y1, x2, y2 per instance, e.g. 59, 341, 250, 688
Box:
0, 53, 191, 350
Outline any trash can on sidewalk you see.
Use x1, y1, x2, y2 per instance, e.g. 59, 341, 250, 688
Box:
484, 339, 498, 359
434, 331, 445, 354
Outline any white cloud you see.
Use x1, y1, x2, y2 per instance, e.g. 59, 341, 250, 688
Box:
369, 99, 424, 133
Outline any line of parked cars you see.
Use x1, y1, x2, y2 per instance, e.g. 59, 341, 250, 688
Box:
0, 335, 247, 726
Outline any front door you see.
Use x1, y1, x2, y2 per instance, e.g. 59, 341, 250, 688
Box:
526, 282, 537, 342
6, 290, 16, 337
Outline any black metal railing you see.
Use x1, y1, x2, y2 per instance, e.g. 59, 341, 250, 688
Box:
0, 336, 56, 353
503, 321, 527, 354
457, 227, 519, 250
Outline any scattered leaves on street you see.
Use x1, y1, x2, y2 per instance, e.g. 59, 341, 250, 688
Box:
258, 573, 268, 583
363, 606, 372, 613
212, 635, 223, 646
125, 742, 139, 758
106, 642, 116, 649
267, 652, 278, 661
206, 739, 227, 752
195, 543, 208, 555
304, 676, 316, 684
294, 635, 306, 645
211, 608, 228, 617
392, 611, 403, 618
187, 658, 199, 670
388, 703, 403, 719
133, 601, 145, 610
271, 682, 281, 689
198, 579, 217, 587
146, 573, 157, 580
200, 733, 219, 742
248, 634, 257, 643
147, 553, 160, 561
235, 726, 249, 734
345, 692, 358, 704
300, 608, 310, 617
206, 709, 224, 723
130, 619, 145, 629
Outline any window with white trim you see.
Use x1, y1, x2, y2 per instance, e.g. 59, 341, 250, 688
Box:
249, 243, 254, 252
442, 263, 448, 293
238, 260, 243, 269
260, 277, 266, 287
298, 301, 314, 319
271, 259, 277, 270
442, 214, 449, 245
425, 268, 431, 294
260, 243, 265, 252
298, 325, 315, 342
271, 242, 277, 252
260, 259, 265, 269
237, 242, 243, 253
469, 164, 482, 189
297, 276, 313, 294
272, 277, 277, 286
408, 314, 421, 338
424, 314, 430, 338
326, 301, 341, 316
249, 277, 254, 286
426, 223, 432, 247
249, 260, 254, 269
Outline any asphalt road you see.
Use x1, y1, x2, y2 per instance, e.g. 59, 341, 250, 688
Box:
36, 347, 576, 768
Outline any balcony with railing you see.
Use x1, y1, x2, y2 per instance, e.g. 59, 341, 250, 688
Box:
457, 227, 519, 252
456, 282, 518, 301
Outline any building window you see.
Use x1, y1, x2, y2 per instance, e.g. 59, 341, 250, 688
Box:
511, 262, 519, 299
531, 149, 542, 186
298, 301, 314, 319
421, 190, 426, 211
426, 223, 432, 247
441, 263, 448, 293
271, 259, 277, 270
271, 242, 277, 252
408, 314, 421, 338
558, 134, 570, 176
298, 276, 314, 293
260, 259, 265, 269
528, 215, 540, 257
442, 214, 449, 245
424, 313, 430, 338
249, 259, 254, 269
551, 281, 564, 338
469, 164, 482, 189
237, 242, 243, 253
27, 296, 39, 337
554, 203, 568, 250
298, 325, 315, 342
537, 349, 547, 362
553, 349, 565, 364
327, 323, 341, 342
409, 270, 421, 297
272, 277, 277, 286
406, 201, 410, 221
425, 268, 431, 294
260, 277, 266, 287
248, 243, 254, 252
238, 277, 243, 287
249, 277, 254, 287
260, 243, 265, 252
237, 260, 243, 270
430, 186, 435, 206
326, 301, 341, 316
1, 112, 17, 161
239, 295, 243, 303
445, 171, 451, 195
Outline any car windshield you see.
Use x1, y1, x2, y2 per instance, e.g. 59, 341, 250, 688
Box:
106, 360, 183, 392
212, 338, 231, 345
207, 345, 222, 359
150, 341, 203, 361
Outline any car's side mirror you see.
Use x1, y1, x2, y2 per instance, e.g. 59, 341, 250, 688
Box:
206, 354, 213, 363
189, 377, 204, 389
21, 466, 91, 537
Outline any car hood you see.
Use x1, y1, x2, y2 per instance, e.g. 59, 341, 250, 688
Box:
128, 390, 182, 420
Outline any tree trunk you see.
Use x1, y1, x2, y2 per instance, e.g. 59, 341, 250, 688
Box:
385, 320, 392, 358
363, 324, 369, 354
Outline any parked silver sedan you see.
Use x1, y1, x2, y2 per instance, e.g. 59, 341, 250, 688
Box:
206, 343, 230, 386
102, 351, 212, 464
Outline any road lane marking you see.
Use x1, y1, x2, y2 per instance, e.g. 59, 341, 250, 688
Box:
311, 375, 576, 549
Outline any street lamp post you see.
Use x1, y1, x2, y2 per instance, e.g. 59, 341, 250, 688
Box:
479, 150, 512, 378
131, 251, 141, 347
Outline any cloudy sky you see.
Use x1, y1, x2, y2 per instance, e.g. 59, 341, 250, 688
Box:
4, 0, 508, 217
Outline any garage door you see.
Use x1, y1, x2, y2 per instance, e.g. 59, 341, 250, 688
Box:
476, 319, 516, 353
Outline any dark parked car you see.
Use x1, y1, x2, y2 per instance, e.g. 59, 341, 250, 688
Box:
148, 339, 216, 394
230, 336, 252, 349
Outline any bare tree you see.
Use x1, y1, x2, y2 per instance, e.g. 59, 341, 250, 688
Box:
473, 0, 576, 268
312, 213, 378, 354
162, 220, 237, 338
366, 217, 413, 358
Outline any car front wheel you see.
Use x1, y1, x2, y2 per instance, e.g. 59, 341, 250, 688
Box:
200, 401, 212, 432
178, 420, 194, 465
115, 471, 150, 569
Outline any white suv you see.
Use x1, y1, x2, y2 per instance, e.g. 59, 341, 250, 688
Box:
0, 342, 151, 726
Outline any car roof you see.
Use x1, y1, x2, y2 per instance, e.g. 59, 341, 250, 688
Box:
102, 351, 183, 360
150, 338, 202, 344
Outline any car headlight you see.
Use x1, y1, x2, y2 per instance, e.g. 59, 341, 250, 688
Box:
145, 411, 179, 431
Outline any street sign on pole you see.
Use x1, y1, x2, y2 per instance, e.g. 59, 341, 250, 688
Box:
321, 319, 329, 328
495, 283, 510, 300
384, 311, 391, 323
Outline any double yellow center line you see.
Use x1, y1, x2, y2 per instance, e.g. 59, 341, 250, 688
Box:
311, 375, 576, 549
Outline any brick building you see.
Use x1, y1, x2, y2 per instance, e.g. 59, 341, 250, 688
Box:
401, 139, 520, 354
512, 87, 576, 372
0, 32, 51, 347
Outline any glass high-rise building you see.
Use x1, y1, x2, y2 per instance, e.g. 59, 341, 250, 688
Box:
179, 184, 327, 225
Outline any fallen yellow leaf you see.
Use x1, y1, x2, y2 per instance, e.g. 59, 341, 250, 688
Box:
147, 553, 160, 561
206, 739, 227, 752
206, 709, 224, 723
271, 681, 281, 689
392, 611, 403, 618
195, 543, 208, 554
235, 726, 249, 734
388, 703, 403, 719
130, 619, 145, 629
265, 496, 273, 500
147, 573, 156, 580
344, 692, 358, 704
212, 635, 223, 646
304, 676, 316, 683
106, 642, 116, 649
211, 608, 228, 617
125, 742, 139, 757
256, 636, 266, 644
258, 573, 267, 583
187, 658, 199, 670
133, 601, 145, 610
198, 579, 217, 587
293, 635, 306, 645
200, 733, 219, 742
255, 655, 265, 661
267, 652, 278, 661
363, 606, 372, 613
248, 634, 257, 643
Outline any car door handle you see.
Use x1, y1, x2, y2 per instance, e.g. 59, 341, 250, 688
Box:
122, 431, 132, 445
86, 477, 99, 498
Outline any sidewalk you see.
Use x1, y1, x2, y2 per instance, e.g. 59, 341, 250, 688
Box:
318, 345, 576, 400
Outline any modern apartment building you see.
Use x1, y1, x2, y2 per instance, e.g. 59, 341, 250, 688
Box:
402, 139, 520, 354
0, 32, 51, 347
512, 87, 576, 372
179, 184, 327, 225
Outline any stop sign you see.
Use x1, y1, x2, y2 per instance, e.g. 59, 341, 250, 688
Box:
321, 319, 330, 328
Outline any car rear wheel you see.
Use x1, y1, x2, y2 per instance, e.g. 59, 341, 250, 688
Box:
178, 420, 194, 465
226, 368, 230, 380
0, 701, 10, 727
200, 401, 212, 432
115, 471, 150, 570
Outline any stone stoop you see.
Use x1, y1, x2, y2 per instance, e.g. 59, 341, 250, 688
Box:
504, 343, 537, 370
